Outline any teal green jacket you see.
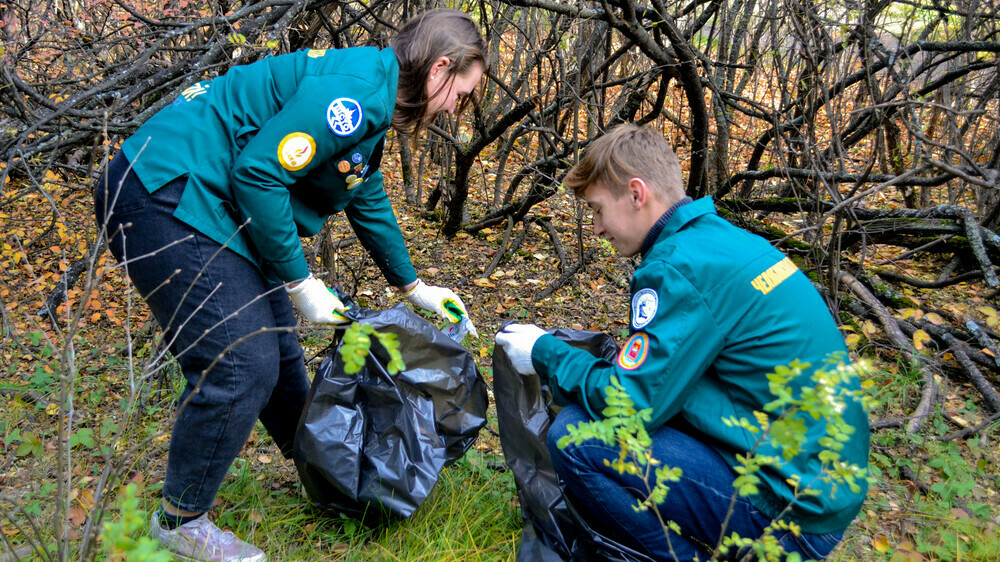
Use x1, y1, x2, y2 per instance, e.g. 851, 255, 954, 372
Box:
532, 197, 869, 534
121, 47, 417, 286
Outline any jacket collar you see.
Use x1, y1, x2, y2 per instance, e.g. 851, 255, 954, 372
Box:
640, 196, 715, 258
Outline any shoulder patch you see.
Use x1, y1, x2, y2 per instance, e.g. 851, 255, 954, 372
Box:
631, 288, 658, 330
277, 132, 316, 171
307, 49, 327, 58
617, 332, 649, 371
326, 98, 363, 136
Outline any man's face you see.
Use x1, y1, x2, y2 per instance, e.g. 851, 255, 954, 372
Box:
584, 182, 646, 257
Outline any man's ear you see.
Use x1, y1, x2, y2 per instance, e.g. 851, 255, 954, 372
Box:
628, 177, 649, 209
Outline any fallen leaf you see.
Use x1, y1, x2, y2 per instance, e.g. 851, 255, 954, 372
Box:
913, 329, 930, 351
951, 507, 971, 519
872, 534, 890, 553
924, 312, 944, 325
76, 488, 95, 510
68, 507, 87, 526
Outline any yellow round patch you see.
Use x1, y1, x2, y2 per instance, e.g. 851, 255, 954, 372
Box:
277, 132, 316, 171
617, 332, 649, 371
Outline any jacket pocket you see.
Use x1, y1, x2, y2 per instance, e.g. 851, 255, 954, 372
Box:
96, 157, 150, 216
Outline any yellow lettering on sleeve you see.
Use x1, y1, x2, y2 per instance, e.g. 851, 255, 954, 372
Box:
750, 257, 798, 295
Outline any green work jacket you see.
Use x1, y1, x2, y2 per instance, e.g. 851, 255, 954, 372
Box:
121, 47, 417, 286
532, 197, 870, 534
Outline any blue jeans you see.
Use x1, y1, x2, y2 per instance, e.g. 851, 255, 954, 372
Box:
95, 155, 311, 512
546, 405, 844, 561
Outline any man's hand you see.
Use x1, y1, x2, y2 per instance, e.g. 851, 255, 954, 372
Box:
494, 323, 547, 375
403, 280, 479, 337
286, 274, 350, 324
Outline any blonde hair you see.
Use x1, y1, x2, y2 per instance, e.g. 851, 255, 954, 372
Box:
390, 10, 488, 135
564, 123, 684, 202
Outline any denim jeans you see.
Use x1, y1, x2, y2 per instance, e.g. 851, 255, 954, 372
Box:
95, 155, 311, 512
546, 405, 844, 561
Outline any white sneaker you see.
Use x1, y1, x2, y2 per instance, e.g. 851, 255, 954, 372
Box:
149, 512, 266, 561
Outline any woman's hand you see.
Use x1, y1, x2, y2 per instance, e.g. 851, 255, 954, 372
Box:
286, 274, 350, 324
402, 280, 479, 337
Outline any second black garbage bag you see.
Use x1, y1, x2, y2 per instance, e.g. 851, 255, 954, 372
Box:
493, 327, 657, 562
294, 304, 487, 524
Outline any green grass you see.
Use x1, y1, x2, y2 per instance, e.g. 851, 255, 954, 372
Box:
190, 446, 521, 561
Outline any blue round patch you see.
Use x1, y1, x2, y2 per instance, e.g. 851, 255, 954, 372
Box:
351, 152, 363, 164
631, 288, 658, 330
326, 98, 363, 137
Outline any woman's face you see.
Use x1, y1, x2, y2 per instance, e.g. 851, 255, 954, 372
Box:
425, 58, 483, 119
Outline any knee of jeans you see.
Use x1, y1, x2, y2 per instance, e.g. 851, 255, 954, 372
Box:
238, 339, 282, 405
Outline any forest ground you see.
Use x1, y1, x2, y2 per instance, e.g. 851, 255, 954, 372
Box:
1, 138, 999, 561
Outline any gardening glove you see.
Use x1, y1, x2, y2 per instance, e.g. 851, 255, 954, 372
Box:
495, 323, 547, 375
403, 279, 479, 337
286, 274, 350, 325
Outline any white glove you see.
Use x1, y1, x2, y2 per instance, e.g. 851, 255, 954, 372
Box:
403, 280, 479, 337
286, 274, 349, 324
495, 323, 548, 375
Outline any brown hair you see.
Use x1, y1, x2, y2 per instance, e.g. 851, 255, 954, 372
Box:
563, 123, 684, 203
390, 9, 488, 135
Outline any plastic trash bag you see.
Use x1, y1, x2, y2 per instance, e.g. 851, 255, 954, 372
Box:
493, 327, 657, 562
293, 304, 487, 524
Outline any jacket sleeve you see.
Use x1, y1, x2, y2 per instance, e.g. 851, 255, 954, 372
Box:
531, 260, 725, 430
229, 74, 392, 282
344, 169, 418, 287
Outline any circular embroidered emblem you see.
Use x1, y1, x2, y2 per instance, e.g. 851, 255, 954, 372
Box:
351, 152, 363, 164
326, 98, 363, 136
277, 132, 316, 171
617, 332, 649, 371
631, 288, 658, 330
337, 160, 350, 173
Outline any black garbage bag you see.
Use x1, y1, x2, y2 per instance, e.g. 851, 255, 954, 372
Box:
493, 327, 657, 562
293, 304, 487, 525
